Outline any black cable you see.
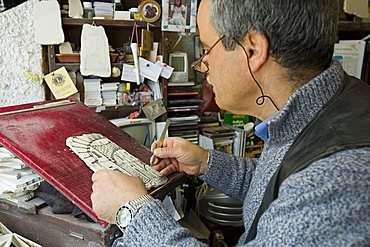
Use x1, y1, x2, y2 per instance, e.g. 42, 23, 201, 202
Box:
235, 40, 280, 111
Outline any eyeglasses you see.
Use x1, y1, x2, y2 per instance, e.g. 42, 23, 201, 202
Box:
191, 35, 225, 74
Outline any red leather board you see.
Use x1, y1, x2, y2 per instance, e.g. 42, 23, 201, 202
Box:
0, 98, 152, 227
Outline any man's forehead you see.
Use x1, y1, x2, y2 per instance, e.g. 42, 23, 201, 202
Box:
197, 0, 218, 46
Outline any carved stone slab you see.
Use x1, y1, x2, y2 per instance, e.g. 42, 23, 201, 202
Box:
66, 133, 167, 189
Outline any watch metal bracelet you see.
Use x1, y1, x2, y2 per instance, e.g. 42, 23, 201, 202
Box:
116, 194, 154, 231
129, 194, 154, 210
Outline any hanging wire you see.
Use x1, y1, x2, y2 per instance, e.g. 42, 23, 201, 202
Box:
236, 40, 280, 111
173, 31, 194, 50
130, 23, 139, 44
173, 34, 184, 50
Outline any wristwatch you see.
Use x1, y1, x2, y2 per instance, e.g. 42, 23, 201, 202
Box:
115, 194, 154, 231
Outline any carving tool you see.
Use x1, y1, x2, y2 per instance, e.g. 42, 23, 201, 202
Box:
151, 119, 171, 166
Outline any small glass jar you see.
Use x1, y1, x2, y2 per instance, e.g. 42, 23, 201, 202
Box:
83, 2, 94, 19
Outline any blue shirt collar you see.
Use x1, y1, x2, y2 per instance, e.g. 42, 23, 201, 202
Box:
254, 111, 281, 142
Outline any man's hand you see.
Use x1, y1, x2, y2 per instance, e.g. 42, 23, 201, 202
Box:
151, 137, 209, 176
91, 170, 148, 224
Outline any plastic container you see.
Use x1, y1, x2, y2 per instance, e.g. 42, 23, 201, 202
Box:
129, 7, 140, 20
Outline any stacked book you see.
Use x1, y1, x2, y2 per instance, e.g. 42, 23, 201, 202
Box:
93, 2, 114, 19
101, 82, 118, 106
84, 78, 102, 107
0, 145, 43, 203
169, 115, 200, 144
200, 127, 235, 154
167, 82, 200, 113
167, 82, 202, 144
199, 126, 246, 156
227, 125, 247, 157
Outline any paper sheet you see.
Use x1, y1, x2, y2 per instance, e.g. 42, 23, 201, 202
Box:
121, 64, 145, 83
131, 43, 141, 85
139, 57, 163, 82
155, 61, 174, 79
34, 0, 64, 45
147, 80, 162, 100
155, 122, 169, 141
44, 67, 78, 99
80, 24, 111, 77
333, 40, 366, 79
343, 0, 368, 18
149, 42, 159, 63
199, 135, 214, 150
162, 195, 182, 221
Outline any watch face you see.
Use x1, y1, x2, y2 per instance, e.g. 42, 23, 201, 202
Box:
117, 206, 133, 229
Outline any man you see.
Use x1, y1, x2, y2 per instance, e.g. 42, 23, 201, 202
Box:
91, 0, 370, 246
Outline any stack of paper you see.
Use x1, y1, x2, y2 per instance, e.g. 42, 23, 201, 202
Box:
94, 2, 114, 19
84, 78, 102, 106
0, 146, 43, 203
101, 82, 118, 106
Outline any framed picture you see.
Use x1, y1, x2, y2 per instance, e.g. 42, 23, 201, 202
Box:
162, 0, 197, 33
140, 0, 161, 23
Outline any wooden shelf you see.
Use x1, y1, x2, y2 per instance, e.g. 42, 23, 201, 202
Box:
338, 21, 370, 32
89, 105, 139, 111
54, 63, 125, 71
62, 18, 160, 28
91, 105, 141, 119
61, 19, 369, 32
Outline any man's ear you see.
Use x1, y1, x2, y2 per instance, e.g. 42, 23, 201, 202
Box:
241, 32, 269, 73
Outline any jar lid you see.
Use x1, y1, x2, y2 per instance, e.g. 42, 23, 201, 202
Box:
83, 2, 92, 8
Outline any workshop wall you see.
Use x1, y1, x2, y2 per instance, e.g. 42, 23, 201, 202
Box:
0, 0, 45, 107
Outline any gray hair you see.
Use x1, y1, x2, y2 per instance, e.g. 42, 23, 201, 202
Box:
210, 0, 338, 78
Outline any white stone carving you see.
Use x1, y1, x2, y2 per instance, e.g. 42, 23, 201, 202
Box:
66, 133, 167, 189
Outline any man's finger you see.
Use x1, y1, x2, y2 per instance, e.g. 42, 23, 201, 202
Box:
91, 170, 104, 182
153, 146, 179, 159
150, 141, 158, 153
152, 158, 171, 171
160, 164, 178, 176
92, 181, 98, 192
